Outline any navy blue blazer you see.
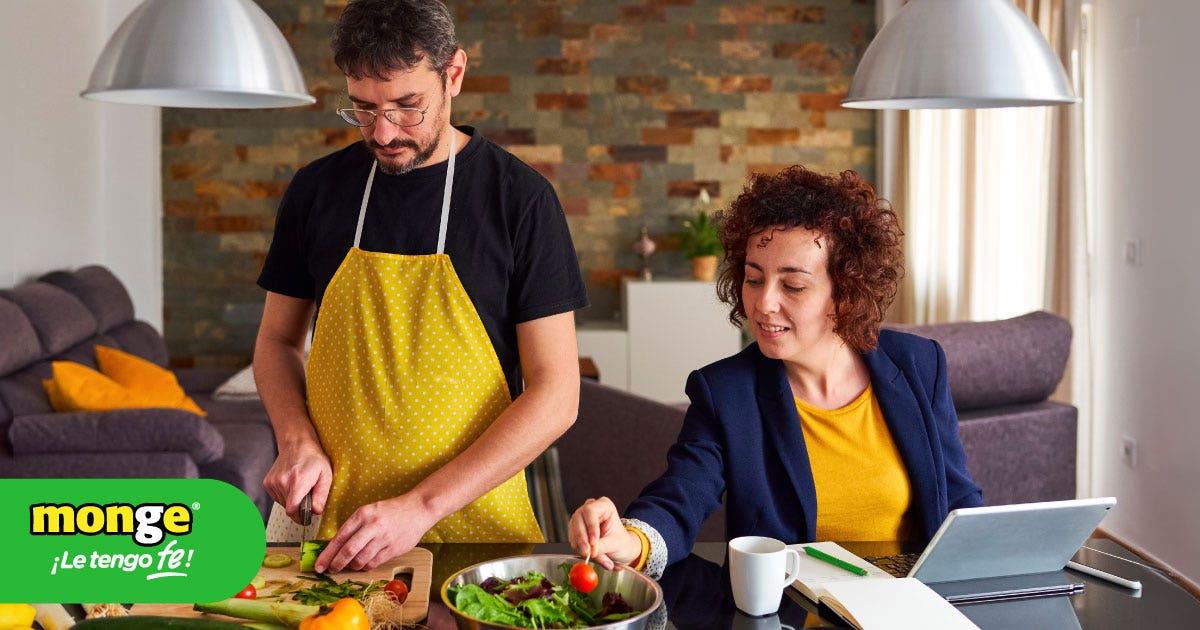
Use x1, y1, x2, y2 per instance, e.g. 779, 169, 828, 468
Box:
625, 329, 983, 566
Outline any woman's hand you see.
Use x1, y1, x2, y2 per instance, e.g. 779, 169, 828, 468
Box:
568, 497, 643, 570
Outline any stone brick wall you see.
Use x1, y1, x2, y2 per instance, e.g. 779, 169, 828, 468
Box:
161, 0, 875, 367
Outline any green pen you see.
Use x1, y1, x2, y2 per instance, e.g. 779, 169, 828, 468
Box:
803, 545, 869, 576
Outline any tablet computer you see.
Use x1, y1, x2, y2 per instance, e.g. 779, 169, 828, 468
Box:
865, 497, 1116, 602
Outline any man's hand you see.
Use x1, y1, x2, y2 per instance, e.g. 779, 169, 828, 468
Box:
314, 494, 437, 573
263, 441, 332, 524
568, 497, 642, 570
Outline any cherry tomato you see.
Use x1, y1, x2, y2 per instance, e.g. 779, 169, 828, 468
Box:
234, 583, 257, 600
383, 579, 409, 604
569, 561, 599, 593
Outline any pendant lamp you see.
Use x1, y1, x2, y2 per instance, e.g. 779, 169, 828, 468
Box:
842, 0, 1079, 109
81, 0, 315, 109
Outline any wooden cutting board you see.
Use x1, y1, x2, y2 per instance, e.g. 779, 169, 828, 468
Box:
130, 546, 433, 623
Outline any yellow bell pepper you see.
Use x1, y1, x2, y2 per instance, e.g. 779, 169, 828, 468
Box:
0, 604, 36, 629
298, 597, 369, 630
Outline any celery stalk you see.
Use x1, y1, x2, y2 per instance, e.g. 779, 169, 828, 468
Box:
193, 598, 317, 627
33, 604, 76, 630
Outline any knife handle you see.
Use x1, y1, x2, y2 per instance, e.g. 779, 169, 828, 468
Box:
300, 492, 312, 527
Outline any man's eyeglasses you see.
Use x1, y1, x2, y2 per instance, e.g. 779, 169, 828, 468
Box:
336, 106, 427, 127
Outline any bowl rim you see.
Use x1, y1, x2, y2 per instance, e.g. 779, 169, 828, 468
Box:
439, 553, 664, 629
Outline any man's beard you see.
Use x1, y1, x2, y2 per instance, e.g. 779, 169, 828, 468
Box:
369, 133, 441, 175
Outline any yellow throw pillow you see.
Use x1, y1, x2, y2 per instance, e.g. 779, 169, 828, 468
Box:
43, 361, 140, 412
42, 378, 64, 410
94, 345, 206, 416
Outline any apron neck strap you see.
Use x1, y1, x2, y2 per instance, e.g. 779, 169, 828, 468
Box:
353, 130, 458, 253
436, 132, 456, 255
353, 161, 377, 249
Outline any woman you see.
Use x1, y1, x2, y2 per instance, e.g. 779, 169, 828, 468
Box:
569, 166, 982, 578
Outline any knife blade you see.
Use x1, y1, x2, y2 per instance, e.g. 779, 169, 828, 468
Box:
300, 491, 312, 543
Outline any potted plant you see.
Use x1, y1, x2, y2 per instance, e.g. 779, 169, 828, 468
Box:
678, 203, 722, 282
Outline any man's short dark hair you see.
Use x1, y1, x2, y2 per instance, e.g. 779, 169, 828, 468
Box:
333, 0, 459, 81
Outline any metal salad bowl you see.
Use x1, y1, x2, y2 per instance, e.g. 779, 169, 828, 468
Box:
441, 554, 664, 630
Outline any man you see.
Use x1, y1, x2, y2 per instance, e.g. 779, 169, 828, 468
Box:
254, 0, 587, 573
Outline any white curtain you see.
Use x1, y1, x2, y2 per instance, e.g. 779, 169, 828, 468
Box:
876, 0, 1093, 493
906, 106, 1053, 322
879, 0, 1084, 326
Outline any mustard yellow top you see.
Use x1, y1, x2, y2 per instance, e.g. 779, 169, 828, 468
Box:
795, 384, 913, 541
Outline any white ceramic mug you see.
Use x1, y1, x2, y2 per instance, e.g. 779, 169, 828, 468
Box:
728, 536, 803, 617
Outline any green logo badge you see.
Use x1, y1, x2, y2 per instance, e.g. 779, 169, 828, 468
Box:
1, 478, 265, 603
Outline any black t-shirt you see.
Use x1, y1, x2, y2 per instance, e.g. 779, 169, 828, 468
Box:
258, 126, 589, 397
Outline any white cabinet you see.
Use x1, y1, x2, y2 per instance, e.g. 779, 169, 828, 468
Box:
575, 322, 628, 390
577, 278, 744, 404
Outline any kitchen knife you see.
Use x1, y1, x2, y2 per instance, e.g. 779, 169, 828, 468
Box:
300, 491, 312, 543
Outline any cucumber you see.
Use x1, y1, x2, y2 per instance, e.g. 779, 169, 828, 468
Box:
299, 540, 329, 573
72, 617, 253, 629
262, 553, 293, 569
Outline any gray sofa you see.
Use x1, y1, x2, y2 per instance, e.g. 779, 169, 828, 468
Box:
547, 311, 1076, 542
0, 265, 275, 520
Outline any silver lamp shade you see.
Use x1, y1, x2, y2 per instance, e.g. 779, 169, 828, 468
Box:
843, 0, 1079, 109
81, 0, 315, 109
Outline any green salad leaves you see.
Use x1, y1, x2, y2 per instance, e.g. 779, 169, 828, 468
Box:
447, 563, 641, 629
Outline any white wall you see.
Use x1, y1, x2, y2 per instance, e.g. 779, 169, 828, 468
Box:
1091, 0, 1200, 581
0, 0, 161, 328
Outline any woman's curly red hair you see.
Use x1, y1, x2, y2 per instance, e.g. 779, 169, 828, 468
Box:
715, 165, 903, 352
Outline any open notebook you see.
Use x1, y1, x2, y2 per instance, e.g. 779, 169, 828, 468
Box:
788, 542, 978, 630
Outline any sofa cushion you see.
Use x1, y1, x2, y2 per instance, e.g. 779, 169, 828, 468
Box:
43, 362, 130, 412
40, 266, 135, 333
958, 401, 1077, 505
57, 337, 106, 369
8, 408, 224, 464
0, 296, 42, 375
43, 358, 206, 416
1, 334, 117, 436
107, 321, 170, 367
94, 346, 205, 415
1, 282, 97, 355
886, 311, 1071, 411
0, 363, 54, 420
0, 451, 200, 479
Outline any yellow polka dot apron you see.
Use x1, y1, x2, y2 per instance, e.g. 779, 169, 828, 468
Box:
265, 135, 543, 544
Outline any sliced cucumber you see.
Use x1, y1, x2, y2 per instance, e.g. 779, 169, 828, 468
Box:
262, 553, 293, 569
